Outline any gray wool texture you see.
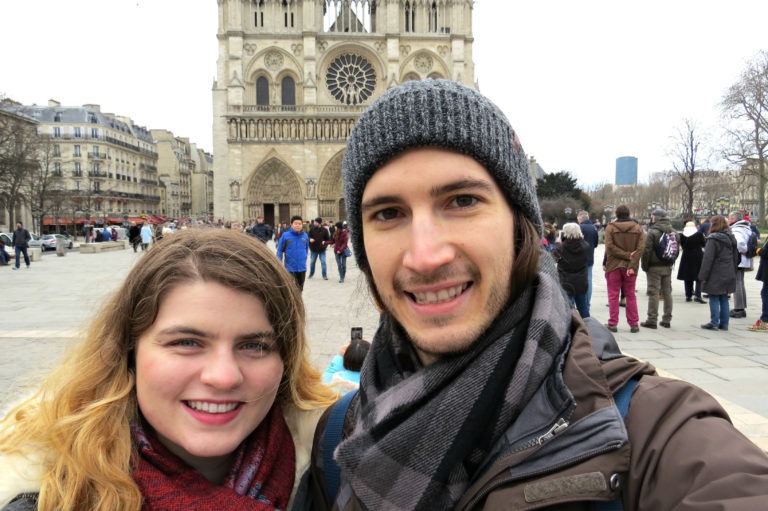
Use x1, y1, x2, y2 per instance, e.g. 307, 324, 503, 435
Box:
342, 79, 541, 270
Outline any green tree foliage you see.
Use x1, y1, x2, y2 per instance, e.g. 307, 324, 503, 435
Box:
536, 171, 582, 201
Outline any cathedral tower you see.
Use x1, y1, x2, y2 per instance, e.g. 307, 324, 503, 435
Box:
213, 0, 475, 225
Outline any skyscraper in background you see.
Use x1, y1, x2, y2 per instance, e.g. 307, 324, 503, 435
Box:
616, 156, 638, 185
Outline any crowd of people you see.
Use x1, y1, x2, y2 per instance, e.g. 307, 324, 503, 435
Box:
2, 80, 767, 510
547, 206, 768, 334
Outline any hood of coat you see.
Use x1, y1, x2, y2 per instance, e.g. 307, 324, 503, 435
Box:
709, 231, 734, 246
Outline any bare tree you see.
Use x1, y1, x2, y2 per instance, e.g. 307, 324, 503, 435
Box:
722, 51, 768, 226
0, 111, 39, 228
668, 118, 707, 219
23, 135, 65, 234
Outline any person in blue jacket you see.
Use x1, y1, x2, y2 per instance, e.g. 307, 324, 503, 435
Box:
276, 215, 310, 291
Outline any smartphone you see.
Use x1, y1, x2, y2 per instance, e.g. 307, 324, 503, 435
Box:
351, 327, 363, 341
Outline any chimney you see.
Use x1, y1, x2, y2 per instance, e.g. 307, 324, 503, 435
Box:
48, 99, 61, 107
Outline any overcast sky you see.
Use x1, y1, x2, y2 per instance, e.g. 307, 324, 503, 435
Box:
2, 1, 767, 187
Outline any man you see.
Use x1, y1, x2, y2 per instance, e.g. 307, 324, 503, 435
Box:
603, 205, 644, 333
308, 217, 330, 280
577, 210, 599, 315
128, 223, 141, 252
276, 215, 309, 291
729, 210, 753, 318
251, 216, 273, 244
310, 80, 768, 509
640, 208, 675, 328
11, 222, 31, 270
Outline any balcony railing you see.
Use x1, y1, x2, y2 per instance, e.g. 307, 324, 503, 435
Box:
88, 152, 107, 160
88, 171, 108, 178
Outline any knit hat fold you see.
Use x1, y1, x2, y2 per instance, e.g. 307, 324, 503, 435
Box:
342, 79, 540, 269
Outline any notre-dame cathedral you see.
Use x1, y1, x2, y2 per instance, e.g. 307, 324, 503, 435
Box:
213, 0, 475, 226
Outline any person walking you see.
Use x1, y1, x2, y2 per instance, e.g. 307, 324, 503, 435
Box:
699, 215, 740, 331
728, 210, 753, 319
11, 222, 31, 270
276, 215, 310, 291
552, 222, 590, 318
308, 217, 330, 280
309, 79, 768, 510
577, 210, 599, 315
604, 205, 644, 332
128, 223, 141, 252
641, 208, 676, 329
251, 216, 273, 244
330, 221, 350, 283
677, 220, 707, 303
139, 222, 153, 251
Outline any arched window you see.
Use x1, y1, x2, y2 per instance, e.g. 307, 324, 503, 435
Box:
405, 2, 411, 32
256, 76, 270, 110
281, 76, 296, 110
430, 2, 438, 32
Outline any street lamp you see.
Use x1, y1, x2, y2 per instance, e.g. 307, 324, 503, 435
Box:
84, 208, 92, 243
715, 196, 730, 215
563, 207, 573, 222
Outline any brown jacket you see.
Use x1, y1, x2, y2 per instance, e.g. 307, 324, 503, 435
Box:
604, 217, 644, 273
310, 317, 768, 510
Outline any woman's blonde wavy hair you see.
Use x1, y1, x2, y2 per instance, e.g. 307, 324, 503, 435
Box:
0, 228, 338, 511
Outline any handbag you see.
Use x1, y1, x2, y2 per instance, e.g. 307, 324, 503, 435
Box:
343, 248, 352, 257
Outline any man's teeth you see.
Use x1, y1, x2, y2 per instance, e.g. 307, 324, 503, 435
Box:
186, 401, 239, 414
412, 284, 467, 305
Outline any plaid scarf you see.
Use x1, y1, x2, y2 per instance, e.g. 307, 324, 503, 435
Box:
132, 403, 295, 510
335, 255, 571, 510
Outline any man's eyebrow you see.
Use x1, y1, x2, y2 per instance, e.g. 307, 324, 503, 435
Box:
430, 178, 495, 196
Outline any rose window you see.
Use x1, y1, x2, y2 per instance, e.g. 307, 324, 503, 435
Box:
326, 54, 376, 105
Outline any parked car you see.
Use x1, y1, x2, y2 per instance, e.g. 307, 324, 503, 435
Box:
39, 234, 73, 251
2, 232, 41, 257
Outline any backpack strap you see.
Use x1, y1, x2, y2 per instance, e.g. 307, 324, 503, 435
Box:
594, 377, 639, 511
322, 389, 358, 505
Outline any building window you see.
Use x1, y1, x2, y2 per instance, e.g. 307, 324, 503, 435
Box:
93, 146, 99, 156
74, 127, 82, 138
54, 112, 62, 122
91, 128, 98, 138
89, 113, 97, 123
281, 76, 295, 108
53, 127, 61, 138
53, 144, 61, 157
254, 0, 265, 27
74, 145, 81, 157
282, 0, 294, 28
429, 2, 438, 32
405, 1, 414, 32
53, 162, 61, 175
326, 53, 376, 105
256, 76, 270, 110
75, 181, 80, 190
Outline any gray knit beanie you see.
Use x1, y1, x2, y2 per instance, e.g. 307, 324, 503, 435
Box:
342, 79, 540, 271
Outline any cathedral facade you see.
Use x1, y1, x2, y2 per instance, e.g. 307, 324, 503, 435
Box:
213, 0, 476, 226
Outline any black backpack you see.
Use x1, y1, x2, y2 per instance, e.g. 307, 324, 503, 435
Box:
654, 231, 680, 263
746, 231, 759, 258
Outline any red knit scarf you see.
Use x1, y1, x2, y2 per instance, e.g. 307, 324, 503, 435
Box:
132, 403, 295, 510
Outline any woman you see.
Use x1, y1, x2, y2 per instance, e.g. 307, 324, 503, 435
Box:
322, 339, 371, 395
0, 229, 337, 511
698, 215, 740, 331
749, 219, 768, 332
677, 220, 707, 303
330, 221, 350, 283
551, 222, 590, 318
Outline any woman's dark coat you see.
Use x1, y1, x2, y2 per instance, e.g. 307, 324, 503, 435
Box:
552, 238, 589, 296
698, 231, 739, 295
676, 230, 706, 281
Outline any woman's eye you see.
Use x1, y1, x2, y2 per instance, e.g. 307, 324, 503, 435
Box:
169, 339, 199, 348
241, 341, 274, 356
451, 195, 478, 208
374, 208, 400, 221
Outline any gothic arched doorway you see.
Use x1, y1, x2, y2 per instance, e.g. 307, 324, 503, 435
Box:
245, 157, 303, 227
318, 151, 346, 223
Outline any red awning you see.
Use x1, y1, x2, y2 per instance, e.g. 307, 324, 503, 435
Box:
42, 217, 73, 225
105, 217, 124, 224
